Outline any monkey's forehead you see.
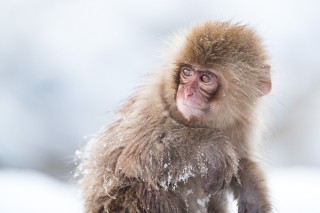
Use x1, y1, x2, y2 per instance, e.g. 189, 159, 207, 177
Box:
178, 21, 268, 68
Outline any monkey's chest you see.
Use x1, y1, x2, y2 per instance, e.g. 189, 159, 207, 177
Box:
149, 128, 229, 184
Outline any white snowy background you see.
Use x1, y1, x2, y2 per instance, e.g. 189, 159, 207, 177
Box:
1, 0, 320, 212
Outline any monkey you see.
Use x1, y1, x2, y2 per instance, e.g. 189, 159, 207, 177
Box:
77, 21, 272, 213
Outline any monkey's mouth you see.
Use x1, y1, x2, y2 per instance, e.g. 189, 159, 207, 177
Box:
182, 104, 206, 111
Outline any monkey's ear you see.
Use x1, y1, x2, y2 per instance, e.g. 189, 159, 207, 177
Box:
259, 64, 272, 96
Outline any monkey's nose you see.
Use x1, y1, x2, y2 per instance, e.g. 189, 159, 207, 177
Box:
187, 91, 194, 96
185, 91, 194, 99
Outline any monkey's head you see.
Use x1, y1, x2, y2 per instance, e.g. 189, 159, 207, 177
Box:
165, 22, 271, 129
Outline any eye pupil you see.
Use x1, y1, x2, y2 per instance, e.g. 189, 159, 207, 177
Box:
200, 74, 211, 83
182, 68, 193, 76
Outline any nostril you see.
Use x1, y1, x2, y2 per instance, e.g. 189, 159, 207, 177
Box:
184, 85, 195, 99
185, 91, 193, 99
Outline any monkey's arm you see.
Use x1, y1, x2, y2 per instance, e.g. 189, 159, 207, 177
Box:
232, 158, 271, 213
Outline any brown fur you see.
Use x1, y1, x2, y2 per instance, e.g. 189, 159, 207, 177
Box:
78, 21, 272, 213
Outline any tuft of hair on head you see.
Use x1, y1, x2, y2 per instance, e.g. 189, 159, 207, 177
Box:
178, 21, 268, 68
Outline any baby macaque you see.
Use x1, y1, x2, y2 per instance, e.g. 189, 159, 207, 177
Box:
78, 21, 272, 213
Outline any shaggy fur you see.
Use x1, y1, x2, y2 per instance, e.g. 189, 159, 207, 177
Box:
78, 21, 271, 213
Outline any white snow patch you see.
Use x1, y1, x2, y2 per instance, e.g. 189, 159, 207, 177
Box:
186, 189, 193, 196
268, 167, 320, 213
177, 165, 195, 182
197, 195, 211, 208
0, 169, 83, 213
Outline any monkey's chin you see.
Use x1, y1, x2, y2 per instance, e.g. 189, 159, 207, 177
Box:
176, 100, 206, 121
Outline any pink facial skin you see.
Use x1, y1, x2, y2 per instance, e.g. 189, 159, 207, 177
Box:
176, 65, 219, 120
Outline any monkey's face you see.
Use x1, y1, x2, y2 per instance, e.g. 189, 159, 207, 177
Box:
173, 62, 271, 128
176, 64, 220, 121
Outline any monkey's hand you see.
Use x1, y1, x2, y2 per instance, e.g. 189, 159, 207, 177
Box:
235, 158, 271, 213
238, 190, 271, 213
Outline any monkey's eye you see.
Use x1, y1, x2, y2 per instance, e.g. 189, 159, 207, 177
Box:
200, 74, 211, 83
181, 67, 193, 77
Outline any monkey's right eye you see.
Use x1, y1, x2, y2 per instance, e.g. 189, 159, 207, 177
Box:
181, 67, 193, 77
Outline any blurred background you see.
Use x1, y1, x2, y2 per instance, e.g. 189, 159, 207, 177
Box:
1, 0, 320, 212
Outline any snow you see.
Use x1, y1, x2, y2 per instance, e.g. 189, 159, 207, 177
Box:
268, 167, 320, 213
0, 169, 83, 213
197, 195, 211, 208
1, 168, 319, 213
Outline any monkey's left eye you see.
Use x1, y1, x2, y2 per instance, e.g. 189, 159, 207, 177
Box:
182, 67, 193, 77
200, 74, 211, 83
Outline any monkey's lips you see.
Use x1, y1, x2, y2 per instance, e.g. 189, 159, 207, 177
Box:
182, 104, 205, 111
